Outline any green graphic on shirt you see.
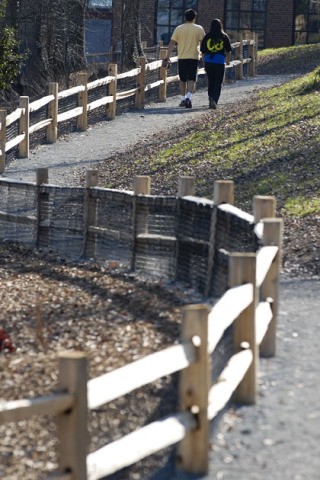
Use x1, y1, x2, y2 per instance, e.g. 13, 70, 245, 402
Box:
206, 39, 224, 53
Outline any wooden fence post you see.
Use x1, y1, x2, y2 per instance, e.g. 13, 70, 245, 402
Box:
238, 34, 244, 80
131, 176, 151, 270
205, 201, 217, 298
0, 109, 6, 173
134, 175, 151, 195
133, 175, 151, 234
19, 96, 29, 158
107, 63, 117, 120
77, 72, 88, 131
36, 168, 49, 249
159, 48, 168, 102
82, 170, 98, 258
178, 176, 195, 197
248, 35, 255, 77
229, 253, 257, 404
176, 176, 195, 288
47, 82, 58, 143
135, 56, 146, 109
211, 180, 234, 292
57, 351, 88, 480
213, 179, 234, 205
177, 304, 210, 474
253, 32, 258, 75
253, 195, 276, 222
259, 218, 283, 357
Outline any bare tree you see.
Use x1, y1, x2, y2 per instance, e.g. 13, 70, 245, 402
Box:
120, 0, 144, 71
4, 0, 86, 97
311, 0, 320, 9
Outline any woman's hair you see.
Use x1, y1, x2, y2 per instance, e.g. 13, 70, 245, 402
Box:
209, 18, 225, 37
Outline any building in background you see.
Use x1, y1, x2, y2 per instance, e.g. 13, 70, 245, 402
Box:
85, 1, 320, 62
85, 0, 113, 63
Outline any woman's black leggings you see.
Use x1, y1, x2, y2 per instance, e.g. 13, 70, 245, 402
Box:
204, 63, 225, 104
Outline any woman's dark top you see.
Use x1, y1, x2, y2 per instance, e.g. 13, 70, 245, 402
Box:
200, 33, 232, 64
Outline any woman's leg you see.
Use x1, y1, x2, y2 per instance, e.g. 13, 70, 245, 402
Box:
212, 63, 225, 104
205, 63, 215, 101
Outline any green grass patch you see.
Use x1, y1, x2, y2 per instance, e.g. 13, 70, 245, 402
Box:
284, 196, 320, 217
258, 43, 320, 59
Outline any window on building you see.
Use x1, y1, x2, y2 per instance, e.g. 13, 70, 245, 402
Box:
225, 0, 267, 48
85, 18, 112, 63
156, 0, 198, 45
294, 0, 320, 44
87, 0, 112, 8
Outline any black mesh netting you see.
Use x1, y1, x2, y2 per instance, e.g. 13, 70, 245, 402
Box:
133, 195, 178, 279
87, 82, 111, 126
39, 185, 85, 257
176, 197, 213, 294
91, 188, 134, 264
4, 121, 19, 166
116, 75, 138, 114
0, 178, 259, 298
57, 92, 80, 137
0, 180, 37, 245
145, 66, 162, 104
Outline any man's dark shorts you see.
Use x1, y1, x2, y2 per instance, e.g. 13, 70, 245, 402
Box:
178, 59, 199, 82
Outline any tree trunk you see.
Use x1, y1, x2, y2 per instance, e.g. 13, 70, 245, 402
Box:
121, 0, 145, 71
10, 0, 86, 96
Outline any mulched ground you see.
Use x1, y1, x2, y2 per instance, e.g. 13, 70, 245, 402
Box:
0, 242, 204, 480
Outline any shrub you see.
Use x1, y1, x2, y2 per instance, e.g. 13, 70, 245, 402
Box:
0, 26, 24, 90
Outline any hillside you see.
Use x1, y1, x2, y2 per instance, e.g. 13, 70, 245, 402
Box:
90, 44, 320, 279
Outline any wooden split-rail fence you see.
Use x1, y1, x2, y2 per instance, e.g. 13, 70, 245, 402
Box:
0, 34, 257, 172
0, 178, 282, 480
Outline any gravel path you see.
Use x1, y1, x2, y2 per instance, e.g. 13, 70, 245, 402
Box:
2, 74, 298, 186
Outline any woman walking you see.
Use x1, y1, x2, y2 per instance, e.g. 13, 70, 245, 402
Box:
200, 19, 232, 109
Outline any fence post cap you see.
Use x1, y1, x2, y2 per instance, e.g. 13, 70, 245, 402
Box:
58, 351, 87, 359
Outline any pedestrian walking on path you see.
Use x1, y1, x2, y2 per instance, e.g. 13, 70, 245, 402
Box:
201, 18, 232, 109
162, 9, 205, 109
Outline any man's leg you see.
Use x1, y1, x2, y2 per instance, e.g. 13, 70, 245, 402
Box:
179, 81, 187, 96
185, 60, 199, 108
178, 59, 188, 106
187, 80, 195, 94
178, 81, 187, 106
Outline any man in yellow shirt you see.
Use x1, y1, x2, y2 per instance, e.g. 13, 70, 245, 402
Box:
163, 9, 205, 108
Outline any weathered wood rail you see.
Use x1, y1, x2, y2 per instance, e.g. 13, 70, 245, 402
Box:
0, 35, 257, 172
0, 178, 282, 479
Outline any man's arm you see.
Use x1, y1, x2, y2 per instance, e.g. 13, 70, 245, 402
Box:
165, 39, 177, 60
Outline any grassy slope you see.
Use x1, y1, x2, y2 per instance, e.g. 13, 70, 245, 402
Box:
136, 51, 320, 217
104, 45, 320, 217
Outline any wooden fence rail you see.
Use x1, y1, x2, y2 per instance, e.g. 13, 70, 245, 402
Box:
0, 181, 282, 479
0, 35, 257, 172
